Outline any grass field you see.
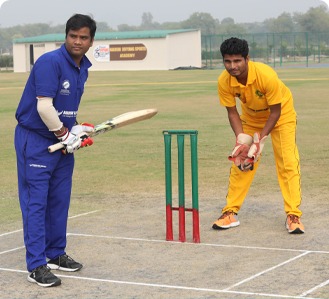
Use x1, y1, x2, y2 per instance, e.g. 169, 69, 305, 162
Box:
1, 68, 328, 230
1, 68, 329, 298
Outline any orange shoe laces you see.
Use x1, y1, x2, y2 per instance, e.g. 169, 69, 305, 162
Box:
220, 211, 236, 219
288, 214, 300, 224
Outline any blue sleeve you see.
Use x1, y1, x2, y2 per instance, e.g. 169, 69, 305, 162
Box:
34, 55, 61, 98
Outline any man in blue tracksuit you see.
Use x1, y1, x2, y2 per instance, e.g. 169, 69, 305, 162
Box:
14, 14, 97, 287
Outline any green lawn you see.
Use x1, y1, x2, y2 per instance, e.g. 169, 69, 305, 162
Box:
1, 68, 328, 229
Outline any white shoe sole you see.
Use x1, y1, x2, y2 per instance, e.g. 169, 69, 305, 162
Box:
286, 225, 304, 234
27, 275, 61, 287
47, 263, 82, 272
213, 220, 240, 229
220, 221, 240, 229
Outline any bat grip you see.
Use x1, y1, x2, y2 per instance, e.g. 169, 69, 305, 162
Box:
48, 132, 91, 153
48, 142, 64, 153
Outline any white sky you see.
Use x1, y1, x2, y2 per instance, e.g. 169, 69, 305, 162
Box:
0, 0, 328, 28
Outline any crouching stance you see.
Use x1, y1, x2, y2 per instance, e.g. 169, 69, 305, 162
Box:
213, 37, 304, 234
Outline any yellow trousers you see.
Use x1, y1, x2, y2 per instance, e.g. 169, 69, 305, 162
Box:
223, 118, 302, 217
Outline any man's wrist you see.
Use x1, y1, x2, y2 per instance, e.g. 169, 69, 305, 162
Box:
54, 126, 68, 139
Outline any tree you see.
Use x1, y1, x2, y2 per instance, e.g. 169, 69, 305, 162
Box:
160, 21, 183, 30
0, 54, 13, 68
295, 5, 329, 32
2, 8, 329, 57
140, 12, 160, 30
221, 17, 235, 25
117, 24, 138, 31
141, 12, 153, 27
96, 22, 114, 32
181, 12, 219, 35
218, 18, 247, 35
264, 13, 296, 33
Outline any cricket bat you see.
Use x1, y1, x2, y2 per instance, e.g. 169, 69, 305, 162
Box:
48, 108, 158, 153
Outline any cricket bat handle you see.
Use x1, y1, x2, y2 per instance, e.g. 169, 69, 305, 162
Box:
48, 142, 64, 153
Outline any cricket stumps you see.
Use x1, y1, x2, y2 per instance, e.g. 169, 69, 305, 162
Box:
163, 130, 200, 243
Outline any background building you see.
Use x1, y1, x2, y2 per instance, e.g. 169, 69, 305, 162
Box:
13, 29, 201, 72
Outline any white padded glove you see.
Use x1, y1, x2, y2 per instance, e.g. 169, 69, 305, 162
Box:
70, 123, 94, 135
56, 128, 81, 154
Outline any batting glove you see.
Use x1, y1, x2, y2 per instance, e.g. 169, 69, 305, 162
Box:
247, 132, 268, 162
228, 133, 253, 170
70, 122, 94, 135
71, 122, 95, 150
55, 127, 81, 154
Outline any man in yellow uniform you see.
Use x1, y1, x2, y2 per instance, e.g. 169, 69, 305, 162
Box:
212, 37, 304, 234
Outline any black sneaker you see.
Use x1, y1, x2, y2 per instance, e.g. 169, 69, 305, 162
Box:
48, 254, 83, 272
27, 265, 61, 287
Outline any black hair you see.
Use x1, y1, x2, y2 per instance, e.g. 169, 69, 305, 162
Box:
65, 14, 97, 39
220, 37, 249, 59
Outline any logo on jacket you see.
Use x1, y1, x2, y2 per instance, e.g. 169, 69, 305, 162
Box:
60, 80, 71, 95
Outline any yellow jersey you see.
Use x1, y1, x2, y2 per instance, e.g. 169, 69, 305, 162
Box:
218, 61, 296, 124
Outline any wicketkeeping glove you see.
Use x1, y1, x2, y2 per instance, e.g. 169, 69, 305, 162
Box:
247, 132, 268, 162
228, 133, 253, 171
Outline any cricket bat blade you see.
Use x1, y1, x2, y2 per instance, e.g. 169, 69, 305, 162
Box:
48, 108, 158, 153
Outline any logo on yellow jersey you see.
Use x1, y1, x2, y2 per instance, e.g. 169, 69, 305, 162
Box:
255, 90, 264, 98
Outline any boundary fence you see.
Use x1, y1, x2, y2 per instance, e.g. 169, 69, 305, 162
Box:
202, 32, 329, 68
